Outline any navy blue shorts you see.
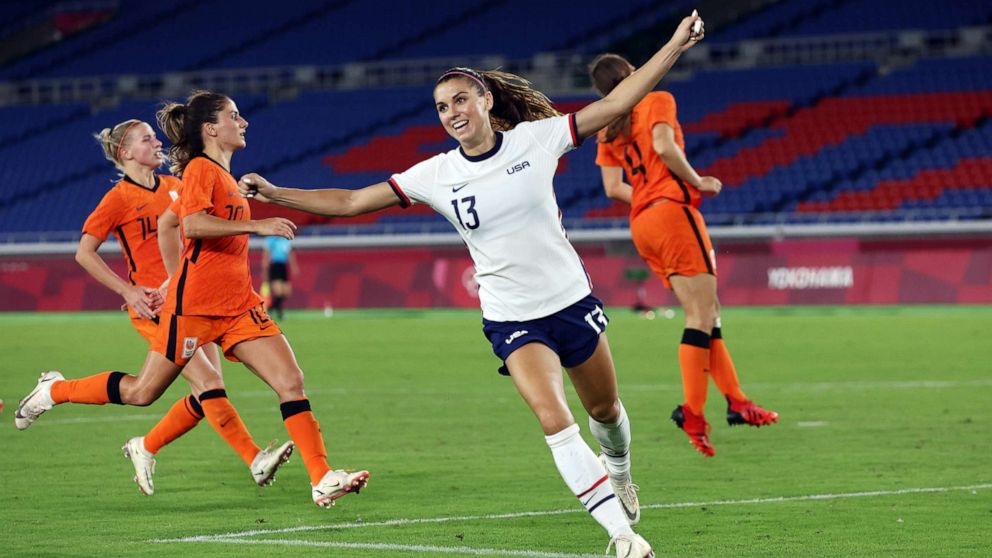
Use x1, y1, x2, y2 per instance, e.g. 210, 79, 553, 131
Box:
482, 294, 609, 376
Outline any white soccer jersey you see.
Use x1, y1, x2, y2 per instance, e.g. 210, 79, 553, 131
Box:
389, 114, 592, 322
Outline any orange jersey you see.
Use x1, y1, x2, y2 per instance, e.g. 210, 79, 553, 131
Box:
163, 155, 261, 317
82, 175, 182, 288
595, 91, 699, 218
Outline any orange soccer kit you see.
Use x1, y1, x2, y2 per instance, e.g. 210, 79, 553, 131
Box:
81, 175, 182, 341
151, 155, 329, 484
595, 91, 747, 427
66, 175, 210, 453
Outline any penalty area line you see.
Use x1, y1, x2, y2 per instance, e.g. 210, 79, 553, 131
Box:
151, 483, 992, 548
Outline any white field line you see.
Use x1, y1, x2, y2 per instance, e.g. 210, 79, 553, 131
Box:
152, 483, 992, 547
166, 538, 604, 558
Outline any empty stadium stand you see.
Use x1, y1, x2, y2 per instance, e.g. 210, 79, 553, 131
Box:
1, 0, 990, 239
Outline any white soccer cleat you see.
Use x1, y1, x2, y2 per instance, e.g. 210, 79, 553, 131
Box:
251, 440, 295, 487
599, 454, 641, 525
607, 533, 655, 558
14, 371, 63, 430
122, 437, 156, 496
311, 468, 370, 508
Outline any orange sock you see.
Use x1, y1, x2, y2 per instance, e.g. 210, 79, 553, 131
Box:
50, 371, 127, 405
709, 328, 748, 402
143, 395, 204, 454
199, 390, 260, 466
679, 329, 711, 415
282, 399, 330, 485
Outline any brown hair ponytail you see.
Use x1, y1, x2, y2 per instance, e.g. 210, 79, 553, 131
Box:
588, 53, 636, 143
155, 90, 229, 175
436, 67, 561, 132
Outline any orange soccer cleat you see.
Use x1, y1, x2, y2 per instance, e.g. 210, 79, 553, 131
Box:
671, 404, 715, 457
726, 396, 779, 427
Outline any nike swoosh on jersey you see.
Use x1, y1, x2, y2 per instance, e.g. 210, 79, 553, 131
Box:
452, 183, 470, 192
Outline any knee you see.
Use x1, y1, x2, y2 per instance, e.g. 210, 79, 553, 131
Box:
269, 367, 305, 400
186, 377, 224, 395
683, 305, 718, 331
537, 410, 576, 436
123, 385, 160, 407
588, 400, 620, 424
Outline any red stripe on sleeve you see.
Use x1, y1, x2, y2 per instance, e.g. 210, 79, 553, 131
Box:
568, 113, 582, 147
387, 178, 411, 208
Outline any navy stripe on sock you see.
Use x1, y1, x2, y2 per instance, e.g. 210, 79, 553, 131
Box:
681, 328, 712, 349
280, 398, 311, 420
107, 371, 127, 405
601, 449, 630, 459
712, 327, 722, 340
587, 493, 616, 514
197, 389, 228, 401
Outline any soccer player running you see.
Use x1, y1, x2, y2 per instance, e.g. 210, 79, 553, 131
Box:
588, 53, 778, 457
16, 92, 368, 508
76, 118, 292, 495
238, 13, 706, 557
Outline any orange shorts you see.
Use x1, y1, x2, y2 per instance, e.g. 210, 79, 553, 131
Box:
129, 310, 160, 344
630, 201, 716, 289
150, 303, 281, 366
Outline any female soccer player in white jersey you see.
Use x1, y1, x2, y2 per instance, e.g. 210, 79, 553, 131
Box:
240, 14, 704, 557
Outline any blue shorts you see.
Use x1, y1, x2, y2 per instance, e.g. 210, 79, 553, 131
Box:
482, 293, 609, 376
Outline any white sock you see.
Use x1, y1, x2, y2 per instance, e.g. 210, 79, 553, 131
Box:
589, 401, 631, 482
545, 423, 633, 538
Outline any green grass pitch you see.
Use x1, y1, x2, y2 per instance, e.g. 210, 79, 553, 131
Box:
1, 306, 989, 557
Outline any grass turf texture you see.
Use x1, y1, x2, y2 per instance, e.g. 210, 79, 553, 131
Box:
0, 306, 989, 557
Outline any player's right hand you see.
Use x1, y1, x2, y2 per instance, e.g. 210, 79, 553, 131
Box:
123, 285, 160, 320
698, 176, 722, 197
239, 173, 277, 203
254, 217, 298, 240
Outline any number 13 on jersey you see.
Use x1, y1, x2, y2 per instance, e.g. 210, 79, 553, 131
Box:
451, 195, 480, 230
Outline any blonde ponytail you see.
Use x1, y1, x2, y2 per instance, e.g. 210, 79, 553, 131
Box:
93, 119, 142, 170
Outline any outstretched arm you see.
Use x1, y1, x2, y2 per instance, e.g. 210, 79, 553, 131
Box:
574, 12, 704, 140
238, 173, 401, 217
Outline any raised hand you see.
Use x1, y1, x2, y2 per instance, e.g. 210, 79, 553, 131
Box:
670, 10, 705, 52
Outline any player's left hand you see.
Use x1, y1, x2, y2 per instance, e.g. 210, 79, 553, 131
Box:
698, 176, 722, 197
